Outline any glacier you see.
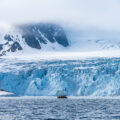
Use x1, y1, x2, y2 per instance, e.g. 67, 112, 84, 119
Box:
0, 58, 120, 96
1, 22, 120, 97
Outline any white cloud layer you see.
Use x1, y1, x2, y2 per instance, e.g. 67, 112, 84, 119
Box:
0, 0, 120, 30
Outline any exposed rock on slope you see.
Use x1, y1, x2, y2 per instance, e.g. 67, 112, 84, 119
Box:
0, 23, 69, 56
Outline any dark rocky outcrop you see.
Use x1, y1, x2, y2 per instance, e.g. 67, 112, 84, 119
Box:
10, 42, 23, 52
18, 23, 69, 49
0, 23, 69, 56
0, 41, 22, 56
0, 45, 3, 51
4, 34, 13, 41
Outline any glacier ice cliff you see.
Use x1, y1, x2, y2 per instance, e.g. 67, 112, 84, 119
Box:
0, 58, 120, 96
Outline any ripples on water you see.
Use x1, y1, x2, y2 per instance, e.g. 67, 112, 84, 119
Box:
0, 97, 120, 120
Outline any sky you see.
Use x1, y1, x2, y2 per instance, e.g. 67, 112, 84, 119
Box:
0, 0, 120, 30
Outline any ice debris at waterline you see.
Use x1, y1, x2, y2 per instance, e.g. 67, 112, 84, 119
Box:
0, 58, 120, 96
0, 89, 15, 97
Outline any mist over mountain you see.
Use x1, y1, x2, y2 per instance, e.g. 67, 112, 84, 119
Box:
0, 23, 70, 56
1, 22, 120, 56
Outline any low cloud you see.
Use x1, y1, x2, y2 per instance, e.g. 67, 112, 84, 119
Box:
0, 0, 120, 30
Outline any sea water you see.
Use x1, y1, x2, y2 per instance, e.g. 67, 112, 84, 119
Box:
0, 97, 120, 120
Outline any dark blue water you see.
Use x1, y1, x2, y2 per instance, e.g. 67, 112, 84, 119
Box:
0, 97, 120, 120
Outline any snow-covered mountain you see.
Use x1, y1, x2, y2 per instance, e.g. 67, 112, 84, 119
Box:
1, 23, 120, 57
1, 23, 120, 96
0, 23, 69, 56
66, 28, 120, 52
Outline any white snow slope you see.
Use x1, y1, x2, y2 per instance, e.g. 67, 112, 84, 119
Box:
1, 23, 120, 58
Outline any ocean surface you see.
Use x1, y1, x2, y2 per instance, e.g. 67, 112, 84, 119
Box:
0, 97, 120, 120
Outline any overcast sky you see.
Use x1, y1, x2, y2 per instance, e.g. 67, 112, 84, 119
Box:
0, 0, 120, 30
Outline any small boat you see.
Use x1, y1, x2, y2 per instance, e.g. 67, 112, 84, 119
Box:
57, 90, 67, 98
57, 95, 67, 98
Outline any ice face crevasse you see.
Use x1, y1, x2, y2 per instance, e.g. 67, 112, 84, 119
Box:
0, 58, 120, 96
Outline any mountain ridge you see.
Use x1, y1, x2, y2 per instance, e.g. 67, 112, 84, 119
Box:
0, 23, 69, 56
1, 23, 120, 57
